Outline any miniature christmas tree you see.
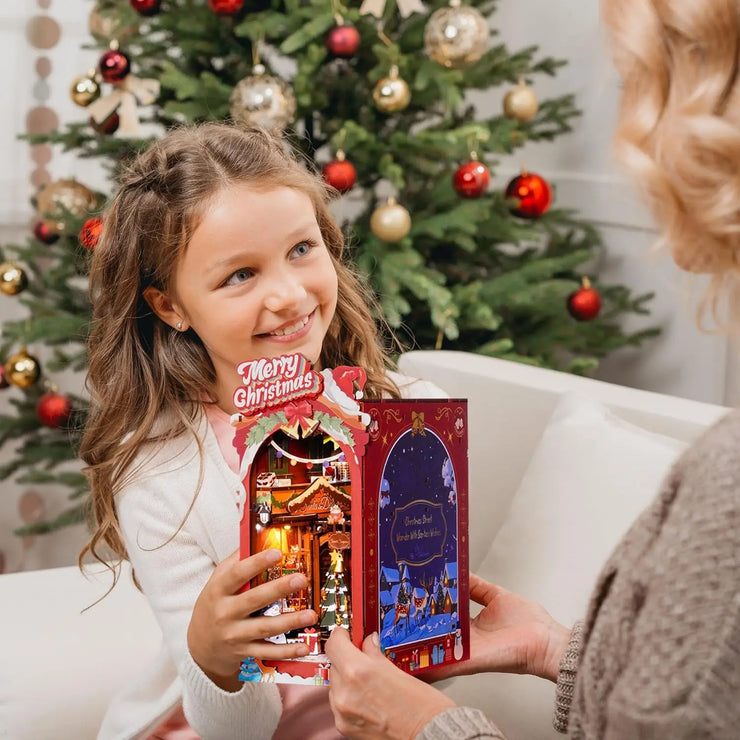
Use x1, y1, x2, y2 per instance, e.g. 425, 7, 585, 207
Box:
319, 549, 350, 631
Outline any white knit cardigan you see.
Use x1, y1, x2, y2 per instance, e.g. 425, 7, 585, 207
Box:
98, 372, 445, 740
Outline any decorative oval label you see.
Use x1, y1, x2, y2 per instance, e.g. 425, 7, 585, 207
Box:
390, 500, 447, 567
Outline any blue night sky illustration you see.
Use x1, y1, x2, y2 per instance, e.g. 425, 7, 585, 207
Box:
378, 429, 458, 586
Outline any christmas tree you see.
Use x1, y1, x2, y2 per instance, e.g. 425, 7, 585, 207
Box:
0, 0, 657, 537
319, 549, 350, 631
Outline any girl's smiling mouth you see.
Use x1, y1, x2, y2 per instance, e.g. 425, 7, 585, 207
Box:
258, 309, 315, 340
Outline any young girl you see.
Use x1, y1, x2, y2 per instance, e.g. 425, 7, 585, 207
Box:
79, 122, 444, 740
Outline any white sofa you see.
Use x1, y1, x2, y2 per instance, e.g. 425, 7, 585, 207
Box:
0, 351, 729, 740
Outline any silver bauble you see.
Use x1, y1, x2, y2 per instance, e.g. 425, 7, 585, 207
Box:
424, 1, 488, 69
229, 65, 297, 132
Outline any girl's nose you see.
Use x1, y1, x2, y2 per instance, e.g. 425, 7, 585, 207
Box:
263, 273, 308, 312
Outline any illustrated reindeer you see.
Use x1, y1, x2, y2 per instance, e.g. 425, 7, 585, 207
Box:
411, 576, 434, 627
393, 599, 411, 635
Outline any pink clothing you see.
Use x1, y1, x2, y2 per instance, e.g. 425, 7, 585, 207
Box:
149, 706, 200, 739
149, 688, 339, 740
204, 402, 241, 473
204, 403, 342, 740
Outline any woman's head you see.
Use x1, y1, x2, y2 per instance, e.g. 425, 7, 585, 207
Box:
601, 0, 740, 315
81, 123, 398, 566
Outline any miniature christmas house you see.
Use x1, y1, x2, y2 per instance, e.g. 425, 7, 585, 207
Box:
232, 353, 468, 685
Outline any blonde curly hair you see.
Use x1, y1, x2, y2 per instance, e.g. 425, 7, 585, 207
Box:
601, 0, 740, 324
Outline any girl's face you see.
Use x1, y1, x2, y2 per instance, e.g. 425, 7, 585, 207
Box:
148, 184, 338, 409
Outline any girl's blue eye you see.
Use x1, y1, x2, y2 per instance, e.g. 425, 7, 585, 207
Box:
224, 268, 252, 287
291, 241, 313, 258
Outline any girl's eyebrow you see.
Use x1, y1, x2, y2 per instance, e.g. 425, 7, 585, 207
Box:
205, 251, 256, 276
205, 223, 320, 276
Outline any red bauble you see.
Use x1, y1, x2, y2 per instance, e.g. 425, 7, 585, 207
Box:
208, 0, 244, 14
36, 392, 73, 429
0, 364, 9, 390
90, 111, 120, 135
322, 155, 357, 193
130, 0, 161, 15
33, 220, 59, 245
80, 217, 104, 250
505, 172, 552, 219
567, 279, 602, 321
453, 160, 490, 198
325, 23, 361, 58
98, 49, 131, 83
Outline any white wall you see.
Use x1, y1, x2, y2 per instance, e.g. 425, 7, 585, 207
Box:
0, 3, 99, 572
488, 0, 730, 407
0, 1, 733, 570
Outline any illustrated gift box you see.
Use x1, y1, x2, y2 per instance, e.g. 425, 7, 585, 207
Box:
232, 353, 469, 685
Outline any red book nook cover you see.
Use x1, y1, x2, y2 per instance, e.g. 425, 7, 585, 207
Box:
231, 353, 469, 685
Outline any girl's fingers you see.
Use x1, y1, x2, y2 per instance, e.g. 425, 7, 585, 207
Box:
242, 638, 312, 662
235, 572, 310, 616
244, 609, 318, 641
218, 548, 283, 594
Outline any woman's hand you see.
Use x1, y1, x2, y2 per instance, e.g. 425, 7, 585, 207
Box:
187, 548, 317, 690
435, 573, 570, 683
326, 627, 456, 740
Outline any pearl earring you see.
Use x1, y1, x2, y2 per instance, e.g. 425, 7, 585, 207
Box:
176, 322, 183, 331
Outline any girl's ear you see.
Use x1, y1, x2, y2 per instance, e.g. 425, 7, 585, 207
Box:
142, 286, 189, 332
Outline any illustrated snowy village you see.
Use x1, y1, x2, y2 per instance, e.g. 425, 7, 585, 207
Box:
231, 353, 469, 685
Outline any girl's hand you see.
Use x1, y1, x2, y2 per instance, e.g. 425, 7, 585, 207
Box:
187, 548, 317, 690
326, 627, 456, 740
433, 573, 571, 683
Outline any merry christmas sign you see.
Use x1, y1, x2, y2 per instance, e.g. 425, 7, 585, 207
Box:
231, 352, 468, 685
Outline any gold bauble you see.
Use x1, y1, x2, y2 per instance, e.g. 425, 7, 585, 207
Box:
36, 179, 97, 233
70, 72, 101, 107
4, 349, 41, 389
370, 199, 412, 242
230, 65, 297, 132
372, 65, 411, 113
424, 0, 488, 69
503, 81, 539, 122
0, 262, 28, 296
88, 3, 139, 41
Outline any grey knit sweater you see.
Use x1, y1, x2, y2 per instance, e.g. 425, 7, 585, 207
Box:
418, 408, 740, 740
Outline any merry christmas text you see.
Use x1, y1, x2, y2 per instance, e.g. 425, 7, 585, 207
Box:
234, 354, 322, 414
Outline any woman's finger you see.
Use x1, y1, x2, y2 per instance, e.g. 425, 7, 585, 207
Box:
360, 631, 383, 659
324, 624, 355, 668
469, 572, 507, 607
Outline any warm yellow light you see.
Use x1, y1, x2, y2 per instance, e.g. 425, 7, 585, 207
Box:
284, 524, 291, 530
264, 527, 283, 551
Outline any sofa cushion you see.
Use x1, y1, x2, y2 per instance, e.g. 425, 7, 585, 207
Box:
0, 563, 161, 740
439, 392, 688, 739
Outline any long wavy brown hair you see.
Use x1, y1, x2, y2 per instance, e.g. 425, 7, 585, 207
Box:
601, 0, 740, 323
79, 122, 400, 572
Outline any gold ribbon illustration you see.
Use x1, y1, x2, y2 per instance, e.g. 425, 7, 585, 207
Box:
411, 411, 426, 437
